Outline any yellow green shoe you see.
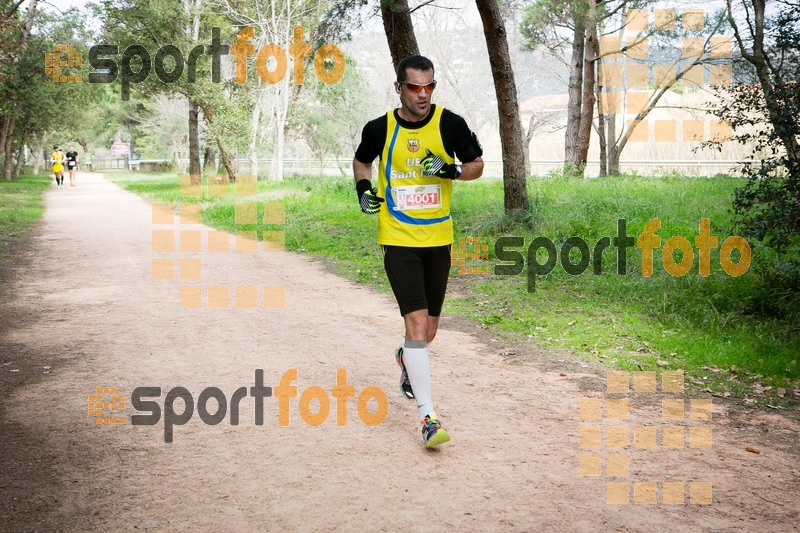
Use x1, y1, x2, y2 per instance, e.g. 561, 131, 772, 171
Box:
422, 412, 450, 448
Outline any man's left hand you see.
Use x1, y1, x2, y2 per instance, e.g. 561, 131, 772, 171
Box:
421, 149, 460, 179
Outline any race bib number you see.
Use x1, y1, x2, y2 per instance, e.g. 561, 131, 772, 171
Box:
68, 161, 76, 167
393, 184, 442, 211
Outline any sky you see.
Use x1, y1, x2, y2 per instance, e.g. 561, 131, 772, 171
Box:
34, 0, 86, 12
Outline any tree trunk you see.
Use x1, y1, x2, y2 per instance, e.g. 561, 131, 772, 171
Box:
19, 0, 37, 47
476, 0, 529, 214
188, 100, 201, 185
3, 119, 16, 180
3, 119, 14, 153
0, 117, 10, 156
216, 138, 238, 182
608, 122, 621, 176
564, 17, 586, 175
13, 138, 25, 179
199, 103, 239, 181
185, 2, 202, 184
272, 122, 285, 181
247, 90, 262, 178
33, 139, 43, 175
380, 0, 419, 70
599, 11, 617, 174
269, 76, 293, 181
174, 139, 188, 174
78, 138, 88, 154
595, 27, 607, 178
203, 142, 216, 172
575, 14, 596, 177
523, 113, 535, 176
597, 110, 607, 177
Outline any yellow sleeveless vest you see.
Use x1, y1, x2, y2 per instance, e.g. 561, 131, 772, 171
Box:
377, 106, 454, 247
52, 151, 63, 171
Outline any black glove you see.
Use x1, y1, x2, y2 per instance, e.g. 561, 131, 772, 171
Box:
356, 179, 384, 214
421, 149, 461, 179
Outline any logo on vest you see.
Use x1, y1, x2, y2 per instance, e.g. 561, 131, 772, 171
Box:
407, 139, 419, 153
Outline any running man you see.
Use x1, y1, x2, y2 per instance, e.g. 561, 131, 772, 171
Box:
353, 55, 484, 448
51, 146, 65, 188
65, 145, 78, 186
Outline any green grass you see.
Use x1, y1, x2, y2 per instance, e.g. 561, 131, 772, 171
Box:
0, 174, 52, 259
107, 172, 800, 397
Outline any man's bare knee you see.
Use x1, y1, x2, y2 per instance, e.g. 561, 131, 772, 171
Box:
404, 311, 429, 341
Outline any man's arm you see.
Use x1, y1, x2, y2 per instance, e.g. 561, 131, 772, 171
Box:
353, 117, 387, 215
353, 157, 372, 186
439, 109, 483, 181
458, 156, 483, 181
353, 116, 385, 186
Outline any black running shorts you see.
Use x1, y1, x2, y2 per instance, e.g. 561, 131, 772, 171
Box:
382, 245, 451, 317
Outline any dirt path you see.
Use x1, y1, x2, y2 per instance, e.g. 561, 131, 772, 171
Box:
1, 172, 798, 532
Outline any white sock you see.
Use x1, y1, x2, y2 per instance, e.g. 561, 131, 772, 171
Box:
403, 340, 433, 419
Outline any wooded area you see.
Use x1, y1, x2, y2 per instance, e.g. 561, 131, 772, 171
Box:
0, 0, 797, 289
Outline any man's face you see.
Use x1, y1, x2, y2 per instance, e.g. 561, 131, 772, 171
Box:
395, 68, 435, 121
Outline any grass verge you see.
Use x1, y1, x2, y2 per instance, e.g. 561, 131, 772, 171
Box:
0, 174, 52, 259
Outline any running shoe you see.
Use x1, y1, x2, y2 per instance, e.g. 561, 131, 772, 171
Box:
421, 412, 450, 448
395, 346, 414, 400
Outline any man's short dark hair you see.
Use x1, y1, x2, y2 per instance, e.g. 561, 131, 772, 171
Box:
397, 55, 434, 82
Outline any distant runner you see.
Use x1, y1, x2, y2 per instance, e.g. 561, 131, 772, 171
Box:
65, 145, 78, 187
51, 146, 65, 188
353, 55, 484, 448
